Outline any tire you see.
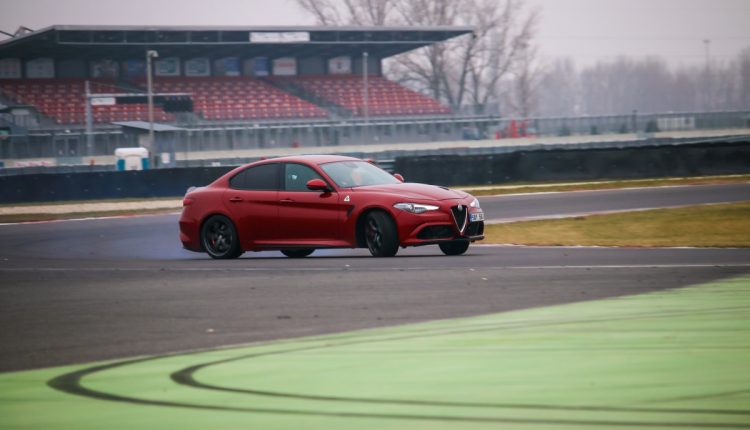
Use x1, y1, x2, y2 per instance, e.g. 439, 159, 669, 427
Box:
281, 249, 314, 258
364, 211, 399, 257
201, 215, 243, 259
439, 240, 470, 256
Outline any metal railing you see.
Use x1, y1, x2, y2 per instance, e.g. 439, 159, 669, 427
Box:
0, 110, 748, 169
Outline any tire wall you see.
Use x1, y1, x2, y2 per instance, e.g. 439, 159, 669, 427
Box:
394, 141, 750, 186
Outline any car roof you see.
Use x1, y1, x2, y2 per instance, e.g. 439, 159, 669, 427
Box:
258, 154, 362, 165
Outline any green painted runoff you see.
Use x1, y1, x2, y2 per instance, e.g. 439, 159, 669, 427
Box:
2, 276, 749, 430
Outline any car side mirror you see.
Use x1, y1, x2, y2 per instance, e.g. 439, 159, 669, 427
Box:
306, 178, 330, 192
393, 173, 405, 182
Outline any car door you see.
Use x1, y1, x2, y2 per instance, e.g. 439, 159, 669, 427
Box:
277, 162, 342, 244
223, 163, 280, 247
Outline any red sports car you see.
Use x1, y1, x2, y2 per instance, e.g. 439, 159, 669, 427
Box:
179, 155, 484, 258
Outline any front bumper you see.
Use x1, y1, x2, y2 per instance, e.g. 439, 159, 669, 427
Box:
397, 202, 485, 247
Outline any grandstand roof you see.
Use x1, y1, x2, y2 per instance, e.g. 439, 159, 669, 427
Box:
0, 25, 474, 59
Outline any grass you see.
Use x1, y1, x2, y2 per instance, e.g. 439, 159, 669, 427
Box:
484, 201, 750, 247
462, 174, 750, 196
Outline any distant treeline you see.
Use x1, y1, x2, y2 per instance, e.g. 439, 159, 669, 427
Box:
537, 49, 750, 117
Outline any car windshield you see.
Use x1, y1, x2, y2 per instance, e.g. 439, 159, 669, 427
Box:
320, 161, 401, 188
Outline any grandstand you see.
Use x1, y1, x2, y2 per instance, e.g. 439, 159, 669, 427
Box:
3, 25, 748, 169
0, 26, 471, 128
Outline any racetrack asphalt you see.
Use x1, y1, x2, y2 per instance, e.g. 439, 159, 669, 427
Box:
0, 183, 748, 372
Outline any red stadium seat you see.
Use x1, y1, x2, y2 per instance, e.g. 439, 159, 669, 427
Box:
0, 78, 170, 124
281, 75, 450, 117
1, 75, 447, 123
136, 76, 328, 120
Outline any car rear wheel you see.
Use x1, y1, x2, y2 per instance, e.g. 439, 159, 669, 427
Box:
365, 211, 399, 257
439, 240, 470, 256
201, 215, 243, 259
281, 249, 314, 258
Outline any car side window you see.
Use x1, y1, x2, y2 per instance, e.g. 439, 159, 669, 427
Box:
284, 163, 325, 192
229, 163, 280, 190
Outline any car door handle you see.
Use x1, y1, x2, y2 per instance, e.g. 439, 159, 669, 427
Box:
228, 197, 243, 203
280, 198, 295, 203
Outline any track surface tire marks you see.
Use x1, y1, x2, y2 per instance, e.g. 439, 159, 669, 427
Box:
0, 184, 749, 371
2, 248, 749, 372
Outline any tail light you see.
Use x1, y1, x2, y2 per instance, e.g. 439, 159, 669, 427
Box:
182, 197, 195, 207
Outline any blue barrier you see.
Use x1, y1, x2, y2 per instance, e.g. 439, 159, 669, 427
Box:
0, 166, 233, 204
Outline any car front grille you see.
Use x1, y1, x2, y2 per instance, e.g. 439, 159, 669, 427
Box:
451, 205, 468, 234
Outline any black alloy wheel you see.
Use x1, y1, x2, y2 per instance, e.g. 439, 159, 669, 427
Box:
439, 240, 470, 256
281, 249, 315, 258
201, 215, 242, 259
365, 211, 399, 257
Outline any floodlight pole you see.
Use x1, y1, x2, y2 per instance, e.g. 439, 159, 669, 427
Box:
146, 50, 158, 154
703, 39, 711, 70
363, 51, 369, 142
84, 80, 93, 155
703, 39, 711, 110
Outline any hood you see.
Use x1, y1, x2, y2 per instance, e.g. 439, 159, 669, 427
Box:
354, 183, 467, 201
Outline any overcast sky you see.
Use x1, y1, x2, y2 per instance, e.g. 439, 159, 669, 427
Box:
2, 0, 749, 68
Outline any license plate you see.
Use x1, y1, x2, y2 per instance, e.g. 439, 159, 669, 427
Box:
470, 211, 484, 222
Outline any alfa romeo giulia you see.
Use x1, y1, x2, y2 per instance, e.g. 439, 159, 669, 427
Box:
179, 155, 484, 258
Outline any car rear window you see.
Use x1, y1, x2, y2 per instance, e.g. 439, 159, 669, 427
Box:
229, 163, 280, 190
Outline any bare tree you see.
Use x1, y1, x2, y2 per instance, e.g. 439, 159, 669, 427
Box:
391, 0, 539, 114
537, 58, 580, 117
296, 0, 397, 26
739, 47, 750, 109
550, 51, 750, 117
504, 41, 543, 117
578, 58, 678, 115
295, 0, 539, 114
295, 0, 343, 26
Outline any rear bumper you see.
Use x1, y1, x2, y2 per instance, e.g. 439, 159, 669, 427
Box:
179, 212, 202, 252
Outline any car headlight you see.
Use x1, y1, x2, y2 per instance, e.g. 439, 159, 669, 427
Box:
470, 198, 481, 209
393, 202, 439, 214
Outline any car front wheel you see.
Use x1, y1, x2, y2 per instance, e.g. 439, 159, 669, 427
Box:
365, 211, 399, 257
439, 240, 470, 256
201, 215, 243, 259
